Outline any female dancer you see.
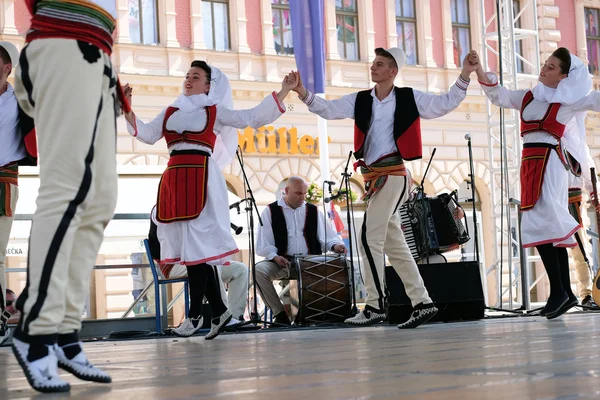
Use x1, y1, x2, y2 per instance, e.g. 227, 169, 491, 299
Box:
474, 48, 599, 319
124, 61, 296, 338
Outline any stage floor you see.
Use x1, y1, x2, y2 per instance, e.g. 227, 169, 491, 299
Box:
2, 313, 600, 399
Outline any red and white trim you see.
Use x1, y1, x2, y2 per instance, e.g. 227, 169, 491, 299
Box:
454, 75, 470, 91
271, 91, 286, 114
478, 80, 498, 87
522, 224, 581, 248
300, 90, 316, 107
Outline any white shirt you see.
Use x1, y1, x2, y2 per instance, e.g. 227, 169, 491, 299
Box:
256, 197, 344, 260
0, 84, 26, 167
126, 92, 285, 155
300, 77, 470, 165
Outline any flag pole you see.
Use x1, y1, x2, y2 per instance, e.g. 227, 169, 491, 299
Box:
317, 94, 329, 183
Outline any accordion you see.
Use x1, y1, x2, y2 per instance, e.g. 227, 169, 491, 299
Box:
399, 192, 470, 262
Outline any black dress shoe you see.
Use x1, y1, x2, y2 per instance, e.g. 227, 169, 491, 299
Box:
547, 294, 577, 320
273, 311, 291, 326
542, 293, 568, 319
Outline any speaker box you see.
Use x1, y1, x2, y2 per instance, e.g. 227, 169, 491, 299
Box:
385, 261, 485, 323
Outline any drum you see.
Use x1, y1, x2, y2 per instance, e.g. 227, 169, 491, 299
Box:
288, 254, 352, 325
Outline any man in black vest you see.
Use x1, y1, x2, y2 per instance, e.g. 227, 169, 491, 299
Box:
255, 176, 346, 325
292, 47, 478, 328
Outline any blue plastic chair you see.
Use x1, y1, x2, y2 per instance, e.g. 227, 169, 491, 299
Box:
143, 239, 190, 334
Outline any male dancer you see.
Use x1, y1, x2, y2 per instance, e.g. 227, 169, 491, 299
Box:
294, 47, 478, 328
11, 0, 127, 393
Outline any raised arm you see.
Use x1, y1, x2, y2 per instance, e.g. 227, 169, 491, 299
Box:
293, 73, 356, 120
216, 72, 299, 129
123, 84, 165, 144
474, 56, 528, 110
414, 51, 479, 119
571, 91, 600, 113
413, 77, 469, 119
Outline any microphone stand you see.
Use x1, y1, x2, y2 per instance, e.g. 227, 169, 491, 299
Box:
466, 135, 480, 267
339, 151, 358, 315
233, 148, 282, 329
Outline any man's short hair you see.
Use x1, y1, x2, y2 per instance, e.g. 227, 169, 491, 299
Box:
0, 46, 11, 65
286, 176, 307, 187
374, 48, 398, 69
6, 289, 15, 296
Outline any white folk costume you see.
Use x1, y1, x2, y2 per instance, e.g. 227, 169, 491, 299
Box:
567, 144, 596, 299
0, 40, 32, 342
480, 54, 600, 248
127, 66, 286, 267
11, 0, 123, 393
300, 47, 469, 327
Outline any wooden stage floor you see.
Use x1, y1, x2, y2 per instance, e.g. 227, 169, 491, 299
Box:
2, 312, 600, 399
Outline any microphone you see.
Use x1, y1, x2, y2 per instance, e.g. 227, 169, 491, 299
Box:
230, 223, 243, 235
464, 133, 471, 141
324, 190, 347, 203
324, 180, 336, 193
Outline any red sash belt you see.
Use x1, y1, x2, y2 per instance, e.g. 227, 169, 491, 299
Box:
156, 151, 209, 223
520, 143, 566, 211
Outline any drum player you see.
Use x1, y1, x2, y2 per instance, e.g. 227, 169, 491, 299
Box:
255, 176, 347, 325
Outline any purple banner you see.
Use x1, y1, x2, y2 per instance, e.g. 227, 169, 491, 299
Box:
289, 0, 326, 94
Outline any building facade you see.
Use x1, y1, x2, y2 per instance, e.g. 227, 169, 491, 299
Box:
1, 0, 599, 314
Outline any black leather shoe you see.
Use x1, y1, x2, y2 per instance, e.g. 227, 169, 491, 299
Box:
581, 295, 599, 309
273, 311, 291, 326
547, 294, 577, 320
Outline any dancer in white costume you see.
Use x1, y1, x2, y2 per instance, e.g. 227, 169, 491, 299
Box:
474, 48, 600, 319
124, 61, 296, 339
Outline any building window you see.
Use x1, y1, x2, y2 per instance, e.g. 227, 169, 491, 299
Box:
451, 0, 470, 67
513, 0, 524, 73
335, 0, 359, 61
395, 0, 417, 66
271, 0, 293, 55
202, 0, 230, 51
128, 0, 159, 44
586, 8, 600, 76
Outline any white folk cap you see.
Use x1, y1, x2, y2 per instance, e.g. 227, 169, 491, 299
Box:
375, 47, 406, 70
0, 41, 19, 67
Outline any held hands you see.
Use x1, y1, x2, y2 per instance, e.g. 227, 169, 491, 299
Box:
282, 71, 299, 92
460, 50, 480, 81
467, 51, 488, 82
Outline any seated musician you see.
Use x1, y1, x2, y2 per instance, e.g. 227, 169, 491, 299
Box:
148, 216, 250, 336
255, 176, 346, 325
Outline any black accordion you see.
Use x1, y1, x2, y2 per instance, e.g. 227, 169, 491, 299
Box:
399, 192, 470, 262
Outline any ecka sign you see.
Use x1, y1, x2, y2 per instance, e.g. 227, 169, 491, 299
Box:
238, 126, 331, 155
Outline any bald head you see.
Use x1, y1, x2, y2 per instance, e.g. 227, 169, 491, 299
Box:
284, 176, 308, 209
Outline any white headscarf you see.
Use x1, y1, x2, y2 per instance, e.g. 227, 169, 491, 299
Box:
170, 64, 237, 169
531, 53, 592, 167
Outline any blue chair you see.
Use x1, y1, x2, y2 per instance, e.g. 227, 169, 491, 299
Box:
143, 239, 190, 334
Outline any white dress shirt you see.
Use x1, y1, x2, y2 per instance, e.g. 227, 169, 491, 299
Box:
301, 77, 469, 165
0, 83, 26, 167
256, 197, 344, 260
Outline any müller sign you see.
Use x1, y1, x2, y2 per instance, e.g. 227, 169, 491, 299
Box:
238, 126, 331, 155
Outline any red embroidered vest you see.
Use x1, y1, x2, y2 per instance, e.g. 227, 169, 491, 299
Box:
162, 105, 218, 150
520, 91, 566, 139
353, 87, 421, 162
